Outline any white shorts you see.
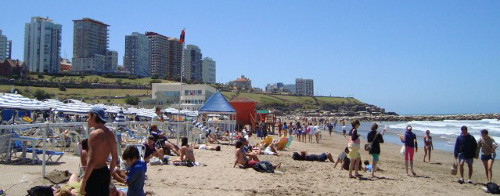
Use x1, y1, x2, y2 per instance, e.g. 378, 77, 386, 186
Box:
199, 144, 207, 150
264, 147, 275, 155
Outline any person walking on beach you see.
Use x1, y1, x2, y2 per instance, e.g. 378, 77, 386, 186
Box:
367, 123, 385, 178
476, 129, 497, 183
81, 107, 118, 195
347, 120, 362, 178
454, 126, 477, 184
399, 125, 417, 176
423, 130, 434, 162
327, 122, 334, 137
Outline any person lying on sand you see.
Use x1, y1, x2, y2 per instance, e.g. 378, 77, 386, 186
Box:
292, 151, 335, 162
193, 144, 221, 151
48, 173, 125, 196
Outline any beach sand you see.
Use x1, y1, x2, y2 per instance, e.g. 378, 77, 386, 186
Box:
1, 130, 499, 195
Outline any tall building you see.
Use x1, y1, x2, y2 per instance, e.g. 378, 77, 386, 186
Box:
295, 78, 314, 96
183, 44, 202, 83
124, 32, 151, 77
72, 18, 117, 74
0, 30, 12, 61
202, 57, 216, 84
24, 17, 62, 73
145, 32, 168, 78
167, 37, 183, 81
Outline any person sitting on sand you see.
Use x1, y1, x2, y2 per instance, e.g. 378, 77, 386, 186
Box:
239, 138, 260, 162
173, 137, 195, 163
233, 140, 281, 169
79, 139, 89, 177
363, 160, 372, 172
149, 124, 180, 156
143, 136, 165, 163
334, 147, 350, 170
292, 151, 335, 162
193, 144, 221, 151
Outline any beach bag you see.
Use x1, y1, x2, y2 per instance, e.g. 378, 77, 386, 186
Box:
451, 162, 458, 175
486, 182, 500, 194
253, 161, 275, 173
364, 133, 379, 151
27, 186, 53, 196
400, 145, 406, 156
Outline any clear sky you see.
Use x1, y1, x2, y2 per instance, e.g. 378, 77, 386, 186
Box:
1, 1, 499, 115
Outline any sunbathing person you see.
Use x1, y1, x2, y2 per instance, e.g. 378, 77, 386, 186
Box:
143, 136, 165, 163
48, 173, 125, 196
292, 151, 335, 162
173, 137, 195, 163
233, 140, 281, 169
194, 144, 221, 151
239, 138, 260, 161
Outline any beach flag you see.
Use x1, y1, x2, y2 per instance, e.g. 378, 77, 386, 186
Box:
180, 29, 185, 44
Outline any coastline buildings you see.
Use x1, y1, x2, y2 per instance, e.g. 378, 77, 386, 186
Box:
24, 17, 62, 74
149, 83, 216, 110
183, 45, 203, 83
0, 30, 12, 61
72, 18, 117, 74
202, 57, 216, 84
295, 78, 314, 96
228, 75, 252, 91
168, 37, 183, 80
145, 32, 168, 78
124, 32, 151, 77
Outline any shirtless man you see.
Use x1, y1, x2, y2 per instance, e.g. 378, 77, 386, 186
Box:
81, 107, 118, 196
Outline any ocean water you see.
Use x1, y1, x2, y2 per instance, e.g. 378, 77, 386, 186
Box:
332, 119, 499, 159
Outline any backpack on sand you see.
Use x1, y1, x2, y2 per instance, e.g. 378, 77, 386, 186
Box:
253, 161, 274, 173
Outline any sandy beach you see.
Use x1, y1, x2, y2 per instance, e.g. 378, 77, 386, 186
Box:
1, 130, 499, 195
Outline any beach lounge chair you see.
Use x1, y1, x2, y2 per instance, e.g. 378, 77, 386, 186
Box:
26, 148, 64, 162
123, 127, 146, 144
283, 136, 293, 150
275, 137, 289, 150
261, 136, 273, 146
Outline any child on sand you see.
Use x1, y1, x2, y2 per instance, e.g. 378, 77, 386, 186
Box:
363, 160, 372, 172
334, 147, 350, 170
122, 145, 147, 196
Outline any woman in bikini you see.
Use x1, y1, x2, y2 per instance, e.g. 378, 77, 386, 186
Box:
423, 130, 433, 162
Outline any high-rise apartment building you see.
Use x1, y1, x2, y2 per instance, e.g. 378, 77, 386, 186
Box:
145, 32, 168, 78
168, 37, 183, 81
295, 78, 314, 96
202, 57, 216, 84
72, 18, 117, 74
24, 17, 62, 73
183, 44, 202, 83
124, 32, 151, 77
0, 30, 12, 61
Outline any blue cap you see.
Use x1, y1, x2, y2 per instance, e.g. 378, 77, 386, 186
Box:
89, 106, 107, 123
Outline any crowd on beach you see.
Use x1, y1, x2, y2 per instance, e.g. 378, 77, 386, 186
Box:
25, 107, 499, 195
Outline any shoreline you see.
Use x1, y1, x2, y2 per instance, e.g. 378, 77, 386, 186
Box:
283, 113, 500, 122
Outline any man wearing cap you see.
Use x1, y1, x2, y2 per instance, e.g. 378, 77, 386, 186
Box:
81, 107, 118, 195
454, 126, 477, 184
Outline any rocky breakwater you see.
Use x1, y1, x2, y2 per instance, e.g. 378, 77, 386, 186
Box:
352, 113, 500, 122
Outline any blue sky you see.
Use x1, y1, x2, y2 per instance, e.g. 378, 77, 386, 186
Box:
1, 1, 499, 115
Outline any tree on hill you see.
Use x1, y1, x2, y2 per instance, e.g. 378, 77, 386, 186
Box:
33, 89, 52, 100
124, 94, 140, 105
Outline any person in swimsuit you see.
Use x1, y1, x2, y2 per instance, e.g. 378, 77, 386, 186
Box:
173, 137, 196, 163
292, 151, 335, 162
423, 130, 434, 163
194, 144, 221, 151
234, 140, 280, 169
52, 173, 126, 196
81, 107, 118, 195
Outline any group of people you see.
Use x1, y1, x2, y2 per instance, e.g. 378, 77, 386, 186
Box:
279, 121, 323, 143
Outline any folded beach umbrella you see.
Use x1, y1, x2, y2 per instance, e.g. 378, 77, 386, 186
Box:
114, 108, 126, 123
